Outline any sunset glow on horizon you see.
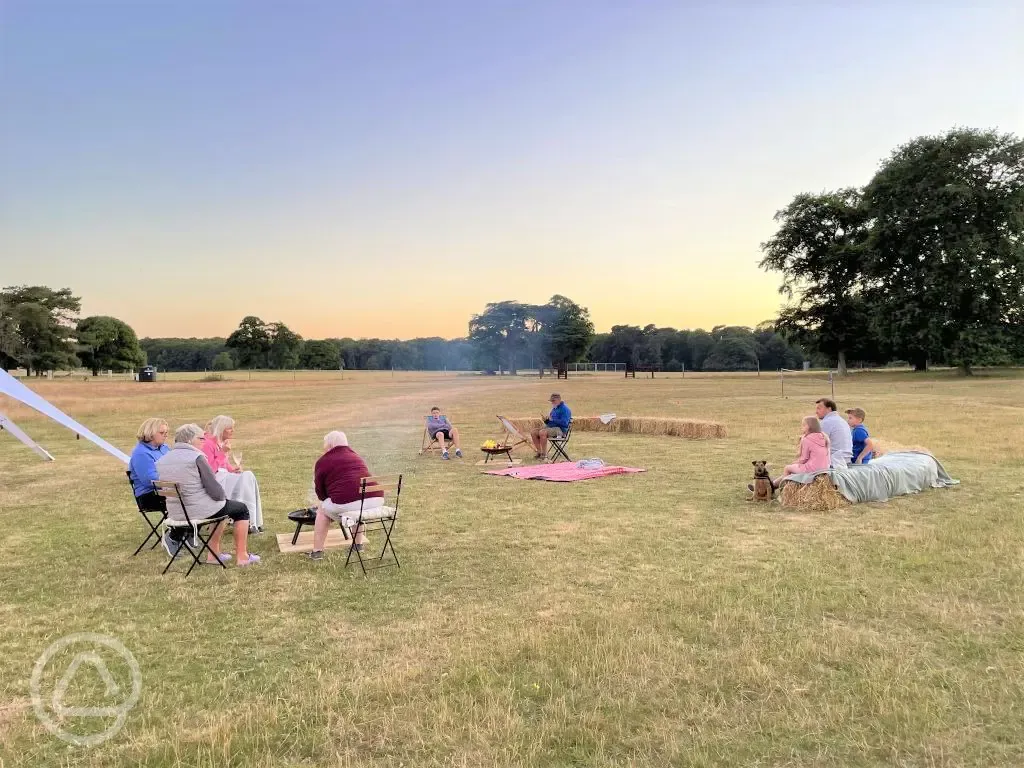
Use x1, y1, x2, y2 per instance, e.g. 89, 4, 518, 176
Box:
2, 2, 1021, 340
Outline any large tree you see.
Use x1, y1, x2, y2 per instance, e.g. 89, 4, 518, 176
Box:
299, 339, 341, 369
759, 189, 872, 375
863, 128, 1024, 374
77, 316, 146, 376
468, 301, 537, 374
226, 316, 272, 368
0, 286, 81, 374
267, 322, 303, 369
542, 295, 594, 369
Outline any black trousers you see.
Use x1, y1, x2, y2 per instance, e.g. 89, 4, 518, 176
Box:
136, 491, 166, 512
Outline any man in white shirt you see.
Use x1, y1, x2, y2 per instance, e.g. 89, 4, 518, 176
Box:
815, 397, 853, 469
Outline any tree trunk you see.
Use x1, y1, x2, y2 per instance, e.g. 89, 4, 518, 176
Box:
836, 349, 848, 377
960, 361, 974, 376
92, 367, 99, 377
911, 352, 928, 372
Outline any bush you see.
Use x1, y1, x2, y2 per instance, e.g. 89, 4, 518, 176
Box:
200, 373, 225, 382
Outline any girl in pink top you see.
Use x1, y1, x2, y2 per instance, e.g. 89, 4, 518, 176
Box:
775, 415, 831, 486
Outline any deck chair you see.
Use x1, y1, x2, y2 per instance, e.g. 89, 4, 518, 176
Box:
419, 417, 454, 455
547, 420, 574, 463
127, 470, 167, 556
496, 415, 530, 452
152, 480, 230, 577
342, 475, 403, 576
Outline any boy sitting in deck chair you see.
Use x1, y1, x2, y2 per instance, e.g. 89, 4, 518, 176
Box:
425, 407, 463, 460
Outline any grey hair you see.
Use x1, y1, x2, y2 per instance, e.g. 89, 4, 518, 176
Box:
324, 431, 349, 450
175, 423, 206, 445
207, 415, 235, 441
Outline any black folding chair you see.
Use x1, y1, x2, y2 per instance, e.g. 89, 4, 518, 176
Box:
127, 471, 166, 556
153, 480, 229, 576
547, 420, 573, 463
343, 475, 403, 576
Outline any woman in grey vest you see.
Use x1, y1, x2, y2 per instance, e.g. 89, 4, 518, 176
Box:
156, 423, 261, 567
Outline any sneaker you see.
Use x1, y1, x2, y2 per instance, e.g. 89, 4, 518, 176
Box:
441, 451, 450, 460
307, 550, 324, 561
455, 449, 463, 458
162, 532, 181, 558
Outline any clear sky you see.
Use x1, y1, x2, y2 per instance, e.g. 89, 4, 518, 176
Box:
2, 1, 1021, 340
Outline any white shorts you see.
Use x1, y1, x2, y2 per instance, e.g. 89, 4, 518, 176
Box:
321, 497, 384, 525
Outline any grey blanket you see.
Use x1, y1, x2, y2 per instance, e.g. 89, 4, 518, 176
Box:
782, 451, 960, 504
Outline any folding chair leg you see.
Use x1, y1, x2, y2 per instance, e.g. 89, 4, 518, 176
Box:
162, 536, 187, 575
133, 512, 166, 556
185, 527, 227, 577
379, 518, 400, 570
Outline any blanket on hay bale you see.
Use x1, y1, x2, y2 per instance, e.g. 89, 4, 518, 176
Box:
779, 451, 959, 510
508, 416, 726, 439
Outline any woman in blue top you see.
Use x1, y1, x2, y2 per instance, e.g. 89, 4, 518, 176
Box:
128, 418, 170, 511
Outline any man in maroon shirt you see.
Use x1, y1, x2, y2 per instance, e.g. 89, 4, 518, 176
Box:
309, 431, 383, 560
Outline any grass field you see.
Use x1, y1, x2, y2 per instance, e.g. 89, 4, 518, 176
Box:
1, 370, 1022, 767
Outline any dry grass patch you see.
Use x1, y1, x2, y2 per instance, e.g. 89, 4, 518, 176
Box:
2, 370, 1024, 766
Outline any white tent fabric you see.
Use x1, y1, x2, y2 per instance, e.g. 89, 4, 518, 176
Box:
0, 369, 130, 463
0, 413, 55, 460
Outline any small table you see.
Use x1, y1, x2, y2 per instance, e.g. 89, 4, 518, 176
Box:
480, 446, 514, 464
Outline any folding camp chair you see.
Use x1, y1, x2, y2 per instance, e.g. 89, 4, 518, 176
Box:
419, 417, 454, 455
127, 470, 166, 556
547, 420, 574, 463
342, 475, 403, 576
152, 480, 230, 576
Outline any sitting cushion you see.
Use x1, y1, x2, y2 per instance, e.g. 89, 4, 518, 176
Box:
339, 506, 396, 528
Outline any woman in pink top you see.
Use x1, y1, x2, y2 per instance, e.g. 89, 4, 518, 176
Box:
201, 415, 264, 532
774, 415, 831, 487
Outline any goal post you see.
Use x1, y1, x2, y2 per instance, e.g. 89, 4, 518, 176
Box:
779, 368, 836, 399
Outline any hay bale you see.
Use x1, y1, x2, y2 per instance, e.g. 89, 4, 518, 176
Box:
779, 475, 851, 512
506, 416, 727, 439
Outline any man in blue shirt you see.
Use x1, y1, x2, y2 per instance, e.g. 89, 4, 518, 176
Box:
531, 393, 571, 459
845, 407, 875, 464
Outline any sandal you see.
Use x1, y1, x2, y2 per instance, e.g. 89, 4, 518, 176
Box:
237, 554, 261, 567
205, 553, 232, 564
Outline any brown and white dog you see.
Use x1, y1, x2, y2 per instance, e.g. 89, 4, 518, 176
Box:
751, 460, 774, 502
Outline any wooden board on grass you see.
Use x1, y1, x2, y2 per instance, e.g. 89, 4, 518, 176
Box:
276, 528, 349, 554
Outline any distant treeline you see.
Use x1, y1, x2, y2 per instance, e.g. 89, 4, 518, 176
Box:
140, 324, 809, 373
141, 336, 476, 372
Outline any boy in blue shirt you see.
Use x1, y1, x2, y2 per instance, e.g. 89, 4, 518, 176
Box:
531, 393, 571, 459
845, 407, 875, 464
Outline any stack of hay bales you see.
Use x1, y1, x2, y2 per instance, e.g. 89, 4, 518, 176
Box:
508, 416, 727, 439
779, 475, 851, 511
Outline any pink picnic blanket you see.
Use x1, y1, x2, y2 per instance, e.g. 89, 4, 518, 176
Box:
484, 464, 646, 482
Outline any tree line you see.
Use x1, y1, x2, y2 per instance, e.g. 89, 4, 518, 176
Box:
760, 127, 1024, 375
3, 126, 1021, 376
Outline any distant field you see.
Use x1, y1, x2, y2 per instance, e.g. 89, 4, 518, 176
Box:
1, 371, 1022, 766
